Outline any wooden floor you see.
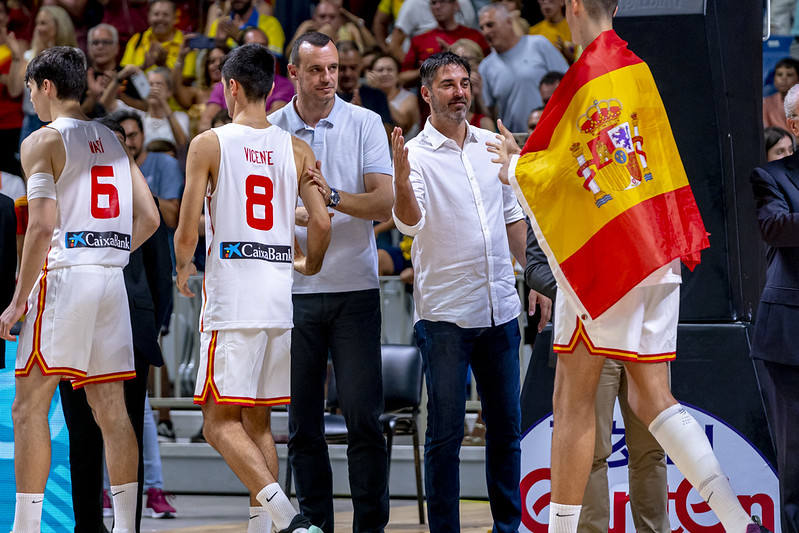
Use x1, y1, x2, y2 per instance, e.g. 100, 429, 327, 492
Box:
160, 500, 493, 532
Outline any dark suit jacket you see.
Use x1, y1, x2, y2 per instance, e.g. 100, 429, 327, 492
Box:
124, 214, 173, 366
524, 220, 557, 301
0, 194, 16, 369
750, 152, 799, 365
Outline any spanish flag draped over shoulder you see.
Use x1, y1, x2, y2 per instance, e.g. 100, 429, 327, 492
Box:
511, 30, 709, 319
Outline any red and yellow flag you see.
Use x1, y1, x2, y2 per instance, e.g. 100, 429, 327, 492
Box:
512, 30, 709, 319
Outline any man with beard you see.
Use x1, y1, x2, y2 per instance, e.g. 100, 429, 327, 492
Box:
391, 51, 530, 531
207, 0, 285, 58
269, 31, 392, 533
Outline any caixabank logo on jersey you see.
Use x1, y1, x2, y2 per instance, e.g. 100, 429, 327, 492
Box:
519, 404, 780, 532
220, 242, 292, 263
65, 231, 131, 251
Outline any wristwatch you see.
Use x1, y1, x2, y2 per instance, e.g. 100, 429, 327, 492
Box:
327, 187, 340, 208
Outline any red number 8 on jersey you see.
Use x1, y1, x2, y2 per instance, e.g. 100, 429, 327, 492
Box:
245, 174, 274, 230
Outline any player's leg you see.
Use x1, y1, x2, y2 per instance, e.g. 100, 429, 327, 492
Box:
470, 319, 522, 533
11, 370, 61, 532
623, 361, 754, 533
85, 379, 139, 533
242, 406, 276, 533
577, 359, 622, 533
549, 341, 606, 532
617, 367, 669, 533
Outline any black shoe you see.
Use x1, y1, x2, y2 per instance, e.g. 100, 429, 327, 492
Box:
276, 514, 323, 533
746, 516, 772, 533
157, 420, 176, 442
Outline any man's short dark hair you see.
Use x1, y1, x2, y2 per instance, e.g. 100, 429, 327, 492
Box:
337, 40, 360, 56
111, 109, 144, 134
25, 46, 87, 102
290, 31, 334, 66
539, 71, 564, 88
775, 57, 799, 76
220, 43, 275, 101
582, 0, 617, 18
419, 51, 471, 89
95, 116, 126, 141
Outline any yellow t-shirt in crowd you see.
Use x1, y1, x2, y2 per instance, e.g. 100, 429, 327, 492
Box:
378, 0, 404, 18
121, 27, 185, 71
528, 18, 571, 48
208, 13, 285, 57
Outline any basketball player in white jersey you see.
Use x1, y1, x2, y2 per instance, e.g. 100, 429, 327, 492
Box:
174, 43, 331, 533
0, 47, 160, 533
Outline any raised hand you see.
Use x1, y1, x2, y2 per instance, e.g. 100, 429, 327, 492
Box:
391, 127, 410, 184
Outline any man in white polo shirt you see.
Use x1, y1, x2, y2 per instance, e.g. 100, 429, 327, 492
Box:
269, 32, 393, 533
391, 51, 532, 531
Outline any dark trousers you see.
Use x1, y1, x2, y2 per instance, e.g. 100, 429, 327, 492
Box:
754, 358, 799, 533
59, 353, 150, 533
414, 319, 522, 533
289, 289, 389, 533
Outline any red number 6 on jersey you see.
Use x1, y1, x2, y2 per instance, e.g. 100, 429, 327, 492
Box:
91, 165, 120, 219
245, 174, 274, 230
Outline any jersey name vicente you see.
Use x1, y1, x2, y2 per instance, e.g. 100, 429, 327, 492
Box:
46, 117, 133, 269
202, 123, 298, 330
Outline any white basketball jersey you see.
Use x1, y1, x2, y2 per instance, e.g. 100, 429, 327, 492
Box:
46, 117, 133, 269
201, 123, 298, 331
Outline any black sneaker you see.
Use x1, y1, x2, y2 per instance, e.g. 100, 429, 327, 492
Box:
746, 516, 772, 533
157, 420, 176, 442
276, 514, 323, 533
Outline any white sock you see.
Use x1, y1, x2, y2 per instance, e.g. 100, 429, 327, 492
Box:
649, 404, 751, 533
256, 483, 297, 531
248, 505, 274, 533
13, 493, 44, 533
110, 482, 138, 533
548, 502, 581, 533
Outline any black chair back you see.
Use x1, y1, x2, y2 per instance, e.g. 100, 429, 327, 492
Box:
381, 344, 423, 413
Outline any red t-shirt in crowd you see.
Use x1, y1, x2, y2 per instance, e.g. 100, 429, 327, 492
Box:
0, 46, 22, 130
402, 25, 490, 71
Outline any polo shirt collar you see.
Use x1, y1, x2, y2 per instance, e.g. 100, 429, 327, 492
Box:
421, 117, 478, 150
286, 94, 344, 132
143, 27, 183, 47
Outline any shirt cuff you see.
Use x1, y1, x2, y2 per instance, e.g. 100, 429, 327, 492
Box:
363, 166, 394, 177
393, 210, 423, 236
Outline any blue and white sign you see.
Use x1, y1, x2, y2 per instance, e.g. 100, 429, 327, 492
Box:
520, 403, 780, 532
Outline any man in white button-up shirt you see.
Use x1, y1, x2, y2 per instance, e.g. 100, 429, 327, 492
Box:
391, 51, 535, 532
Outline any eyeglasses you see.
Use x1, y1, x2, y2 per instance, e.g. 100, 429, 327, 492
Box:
90, 39, 115, 47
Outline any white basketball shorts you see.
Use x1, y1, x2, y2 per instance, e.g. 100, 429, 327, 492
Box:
194, 328, 291, 407
16, 265, 135, 388
553, 283, 680, 363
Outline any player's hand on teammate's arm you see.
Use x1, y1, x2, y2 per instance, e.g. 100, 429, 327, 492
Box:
528, 290, 552, 333
175, 260, 197, 298
0, 299, 25, 341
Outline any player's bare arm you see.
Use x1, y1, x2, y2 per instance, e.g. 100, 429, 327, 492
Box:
293, 137, 331, 275
309, 164, 394, 223
391, 127, 422, 227
0, 130, 61, 340
129, 154, 160, 252
174, 130, 219, 297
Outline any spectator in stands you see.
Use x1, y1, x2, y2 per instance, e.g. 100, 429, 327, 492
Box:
198, 27, 294, 132
0, 0, 23, 177
143, 67, 190, 152
527, 106, 544, 133
387, 0, 476, 62
764, 58, 799, 129
121, 0, 185, 72
493, 0, 530, 35
450, 38, 494, 130
399, 0, 489, 86
765, 126, 796, 162
372, 0, 403, 50
270, 32, 392, 532
0, 192, 14, 370
44, 0, 103, 50
478, 3, 567, 132
529, 0, 574, 62
115, 110, 183, 229
8, 5, 76, 145
337, 41, 394, 131
83, 23, 149, 117
539, 70, 563, 105
206, 0, 285, 58
369, 53, 421, 136
288, 0, 377, 54
172, 41, 227, 114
